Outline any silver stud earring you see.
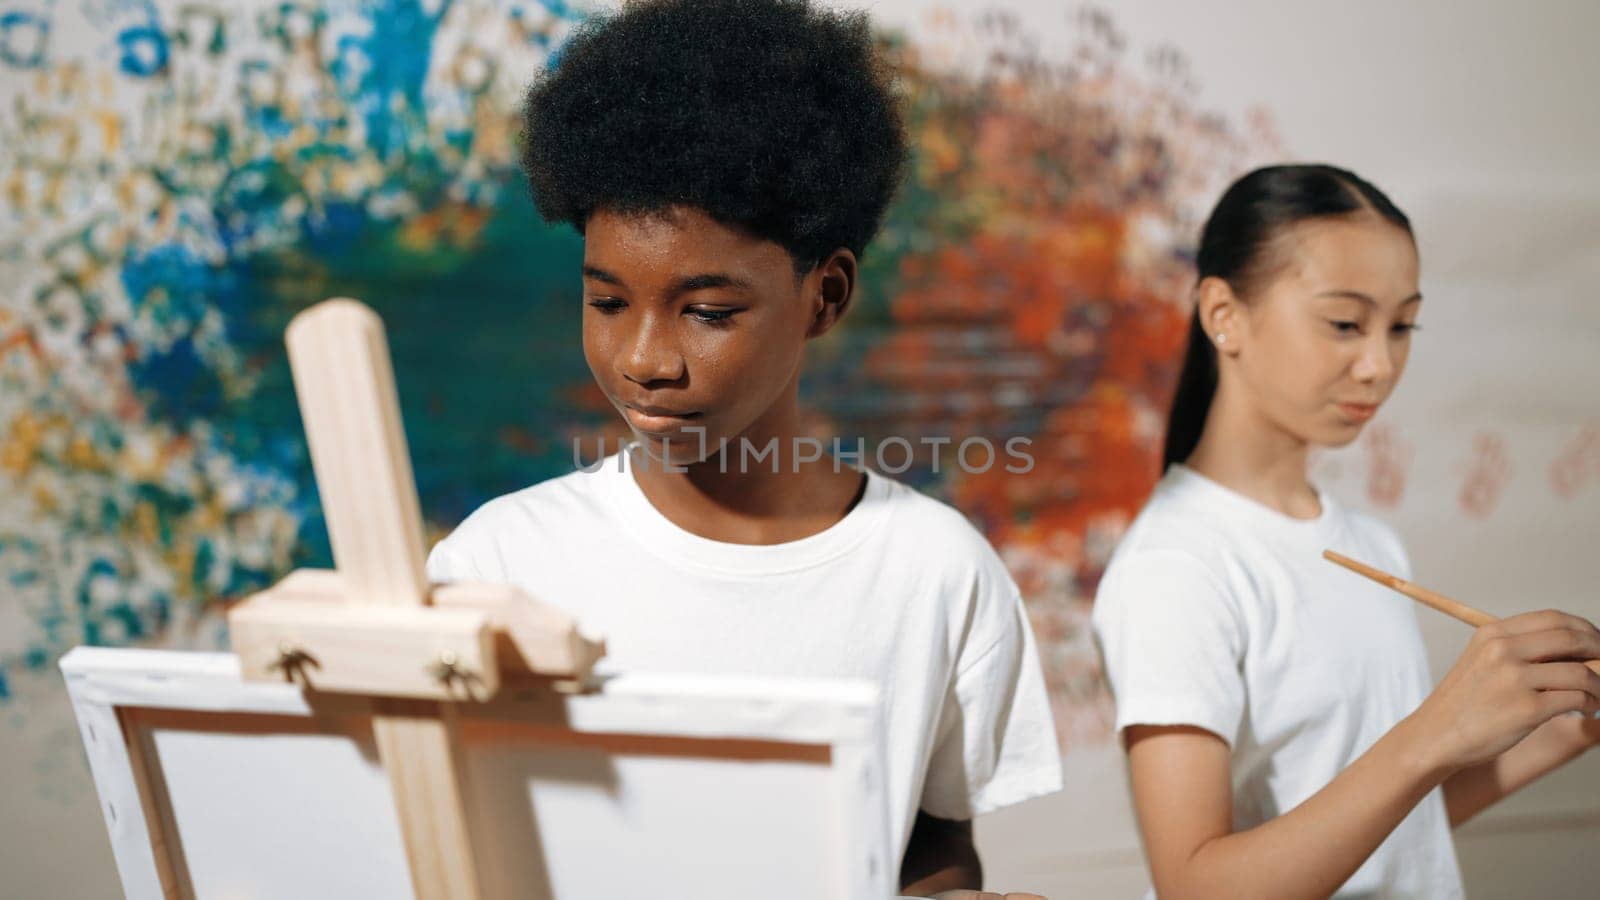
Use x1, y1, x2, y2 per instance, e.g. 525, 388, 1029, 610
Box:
1216, 333, 1227, 345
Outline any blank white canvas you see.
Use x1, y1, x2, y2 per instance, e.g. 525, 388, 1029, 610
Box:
470, 740, 842, 897
152, 720, 415, 899
62, 647, 891, 900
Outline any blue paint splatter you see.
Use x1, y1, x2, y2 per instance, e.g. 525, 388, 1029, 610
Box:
121, 243, 225, 319
107, 603, 144, 640
128, 334, 226, 422
75, 559, 118, 612
0, 11, 50, 69
237, 60, 297, 142
211, 159, 301, 254
116, 24, 169, 77
298, 199, 371, 256
332, 0, 452, 159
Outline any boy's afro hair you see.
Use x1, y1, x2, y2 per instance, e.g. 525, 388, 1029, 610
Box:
519, 0, 908, 268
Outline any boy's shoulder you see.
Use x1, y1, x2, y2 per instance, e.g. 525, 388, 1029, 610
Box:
869, 471, 1017, 585
874, 472, 991, 543
435, 460, 619, 552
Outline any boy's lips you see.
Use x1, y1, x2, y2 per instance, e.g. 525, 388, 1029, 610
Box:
623, 403, 703, 435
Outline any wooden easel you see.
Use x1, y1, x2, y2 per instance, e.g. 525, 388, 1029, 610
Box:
223, 298, 605, 900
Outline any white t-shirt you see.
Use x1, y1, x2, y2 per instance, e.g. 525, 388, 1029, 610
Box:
1091, 464, 1464, 899
426, 450, 1063, 864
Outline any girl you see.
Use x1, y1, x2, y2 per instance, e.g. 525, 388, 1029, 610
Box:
1091, 164, 1600, 899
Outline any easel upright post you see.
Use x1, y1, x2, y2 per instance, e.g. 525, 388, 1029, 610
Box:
222, 298, 604, 898
284, 299, 483, 900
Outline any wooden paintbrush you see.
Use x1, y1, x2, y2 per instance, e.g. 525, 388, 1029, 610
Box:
1323, 549, 1600, 676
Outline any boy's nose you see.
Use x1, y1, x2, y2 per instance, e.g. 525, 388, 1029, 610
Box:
621, 316, 686, 385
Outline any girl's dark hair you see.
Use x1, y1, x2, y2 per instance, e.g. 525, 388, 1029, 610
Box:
1161, 164, 1413, 471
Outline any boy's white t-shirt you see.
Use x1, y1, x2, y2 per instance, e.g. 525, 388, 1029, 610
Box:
426, 450, 1063, 863
1091, 464, 1464, 899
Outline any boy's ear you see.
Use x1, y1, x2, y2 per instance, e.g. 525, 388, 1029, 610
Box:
806, 248, 857, 339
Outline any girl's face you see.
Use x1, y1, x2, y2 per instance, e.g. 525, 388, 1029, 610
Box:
1220, 214, 1422, 448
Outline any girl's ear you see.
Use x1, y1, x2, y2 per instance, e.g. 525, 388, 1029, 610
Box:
807, 249, 857, 339
1197, 276, 1243, 357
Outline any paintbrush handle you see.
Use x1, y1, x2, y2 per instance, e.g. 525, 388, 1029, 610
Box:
1323, 550, 1498, 626
1323, 549, 1600, 677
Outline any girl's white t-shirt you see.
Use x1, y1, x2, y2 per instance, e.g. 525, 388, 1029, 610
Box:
426, 451, 1063, 864
1092, 464, 1464, 899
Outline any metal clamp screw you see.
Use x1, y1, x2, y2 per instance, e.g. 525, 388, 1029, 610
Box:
428, 650, 466, 686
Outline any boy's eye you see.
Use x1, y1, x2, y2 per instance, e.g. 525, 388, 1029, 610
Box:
587, 298, 626, 314
1391, 322, 1421, 335
687, 307, 736, 324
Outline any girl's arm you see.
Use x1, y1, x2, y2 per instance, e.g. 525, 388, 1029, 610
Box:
1126, 610, 1600, 900
1128, 718, 1442, 900
1444, 711, 1600, 827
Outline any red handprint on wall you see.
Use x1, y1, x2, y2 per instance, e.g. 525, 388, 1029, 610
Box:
1460, 432, 1512, 518
1549, 425, 1600, 500
1364, 421, 1411, 509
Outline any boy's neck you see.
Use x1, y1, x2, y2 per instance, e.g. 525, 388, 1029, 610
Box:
625, 393, 868, 545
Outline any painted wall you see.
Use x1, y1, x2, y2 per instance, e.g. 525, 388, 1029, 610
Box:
1, 0, 1595, 896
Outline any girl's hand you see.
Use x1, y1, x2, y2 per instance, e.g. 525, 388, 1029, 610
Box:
1408, 609, 1600, 774
1525, 705, 1600, 759
1551, 705, 1600, 753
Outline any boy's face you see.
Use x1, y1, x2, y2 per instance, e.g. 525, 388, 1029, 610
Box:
581, 206, 833, 467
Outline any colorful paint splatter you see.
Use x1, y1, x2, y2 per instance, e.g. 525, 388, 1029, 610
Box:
2, 1, 1272, 749
0, 0, 585, 707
